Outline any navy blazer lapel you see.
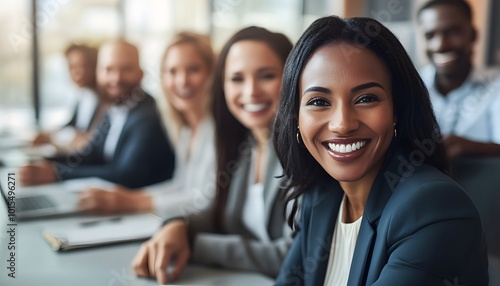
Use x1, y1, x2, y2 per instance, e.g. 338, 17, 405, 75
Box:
348, 139, 408, 285
307, 179, 344, 286
111, 89, 149, 158
347, 219, 375, 285
347, 171, 392, 286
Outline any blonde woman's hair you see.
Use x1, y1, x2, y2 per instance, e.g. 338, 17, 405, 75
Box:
158, 31, 215, 146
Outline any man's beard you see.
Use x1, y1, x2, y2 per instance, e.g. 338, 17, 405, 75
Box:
99, 85, 135, 105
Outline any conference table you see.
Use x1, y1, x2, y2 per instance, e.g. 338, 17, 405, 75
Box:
0, 135, 275, 285
0, 142, 274, 286
0, 199, 275, 286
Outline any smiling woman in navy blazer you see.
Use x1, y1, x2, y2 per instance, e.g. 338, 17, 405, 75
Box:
273, 16, 488, 286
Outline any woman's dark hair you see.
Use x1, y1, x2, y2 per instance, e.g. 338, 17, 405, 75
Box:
212, 26, 293, 233
272, 16, 449, 227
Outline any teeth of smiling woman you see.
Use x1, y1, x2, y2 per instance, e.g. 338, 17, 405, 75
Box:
328, 141, 366, 154
243, 103, 268, 112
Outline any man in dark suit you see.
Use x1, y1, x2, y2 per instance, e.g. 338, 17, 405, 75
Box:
20, 40, 175, 189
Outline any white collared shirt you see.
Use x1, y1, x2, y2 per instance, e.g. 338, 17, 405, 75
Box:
51, 88, 99, 146
103, 105, 129, 162
74, 87, 99, 130
420, 65, 500, 144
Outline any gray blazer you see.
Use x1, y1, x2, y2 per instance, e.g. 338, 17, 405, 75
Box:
186, 140, 293, 277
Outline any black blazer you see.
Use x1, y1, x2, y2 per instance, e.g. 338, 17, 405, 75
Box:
275, 141, 489, 286
49, 90, 175, 189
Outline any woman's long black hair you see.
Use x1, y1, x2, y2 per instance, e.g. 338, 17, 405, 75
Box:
272, 16, 449, 228
212, 26, 293, 233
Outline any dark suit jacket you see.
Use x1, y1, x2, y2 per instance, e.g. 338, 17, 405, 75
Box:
275, 141, 489, 286
48, 90, 175, 189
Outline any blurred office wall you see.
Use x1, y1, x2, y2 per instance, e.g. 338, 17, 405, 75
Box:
0, 0, 496, 134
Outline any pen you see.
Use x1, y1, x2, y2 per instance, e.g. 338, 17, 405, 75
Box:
79, 216, 122, 227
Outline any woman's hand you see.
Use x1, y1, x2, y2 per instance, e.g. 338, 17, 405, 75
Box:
78, 187, 153, 214
131, 220, 191, 284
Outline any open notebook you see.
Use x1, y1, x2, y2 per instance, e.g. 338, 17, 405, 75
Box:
42, 213, 163, 251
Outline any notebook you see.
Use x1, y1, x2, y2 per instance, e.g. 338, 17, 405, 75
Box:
42, 213, 163, 251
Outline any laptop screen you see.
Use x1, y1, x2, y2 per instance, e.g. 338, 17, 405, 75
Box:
0, 175, 17, 222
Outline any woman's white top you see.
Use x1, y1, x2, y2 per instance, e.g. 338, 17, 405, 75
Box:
242, 147, 271, 242
323, 195, 363, 286
145, 116, 216, 218
242, 182, 270, 242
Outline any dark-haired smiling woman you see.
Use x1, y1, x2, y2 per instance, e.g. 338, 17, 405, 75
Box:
131, 26, 294, 285
273, 16, 488, 285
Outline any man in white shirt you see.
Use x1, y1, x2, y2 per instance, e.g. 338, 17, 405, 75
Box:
32, 44, 104, 151
417, 0, 500, 158
20, 40, 175, 188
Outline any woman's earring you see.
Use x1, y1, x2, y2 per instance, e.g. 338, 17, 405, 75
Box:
393, 123, 397, 137
296, 127, 302, 145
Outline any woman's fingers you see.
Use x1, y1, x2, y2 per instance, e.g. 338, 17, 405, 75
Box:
170, 248, 190, 281
131, 243, 151, 277
155, 245, 172, 285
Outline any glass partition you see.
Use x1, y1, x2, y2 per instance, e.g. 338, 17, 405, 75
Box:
0, 0, 32, 135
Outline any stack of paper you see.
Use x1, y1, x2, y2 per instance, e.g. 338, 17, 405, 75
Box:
42, 213, 162, 251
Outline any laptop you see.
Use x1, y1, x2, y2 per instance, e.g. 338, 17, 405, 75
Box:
0, 169, 116, 220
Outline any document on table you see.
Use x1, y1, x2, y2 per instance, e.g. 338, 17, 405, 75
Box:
42, 213, 162, 251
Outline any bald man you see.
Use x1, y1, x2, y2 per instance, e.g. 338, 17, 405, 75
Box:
97, 40, 144, 104
20, 40, 175, 189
